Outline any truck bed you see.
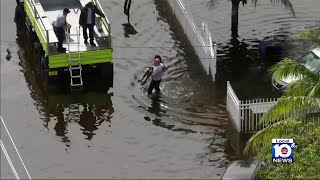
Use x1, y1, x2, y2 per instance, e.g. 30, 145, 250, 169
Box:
36, 0, 111, 53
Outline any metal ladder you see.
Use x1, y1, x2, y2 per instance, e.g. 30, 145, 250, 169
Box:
65, 26, 83, 87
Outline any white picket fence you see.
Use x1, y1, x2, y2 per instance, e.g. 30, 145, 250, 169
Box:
166, 0, 217, 82
226, 81, 279, 132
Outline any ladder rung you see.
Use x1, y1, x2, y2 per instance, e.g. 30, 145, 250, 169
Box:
66, 33, 80, 36
71, 80, 83, 86
67, 42, 80, 44
71, 84, 83, 87
69, 58, 81, 61
71, 75, 81, 78
69, 66, 81, 70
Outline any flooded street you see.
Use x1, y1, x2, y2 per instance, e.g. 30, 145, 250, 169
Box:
1, 0, 320, 179
1, 0, 231, 179
184, 0, 320, 99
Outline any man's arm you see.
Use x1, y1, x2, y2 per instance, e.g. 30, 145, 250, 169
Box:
79, 9, 85, 26
94, 6, 105, 17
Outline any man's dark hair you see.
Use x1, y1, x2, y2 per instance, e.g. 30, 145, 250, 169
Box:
86, 2, 94, 8
63, 8, 71, 14
154, 55, 162, 63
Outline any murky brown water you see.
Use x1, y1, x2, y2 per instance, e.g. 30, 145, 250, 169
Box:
1, 0, 320, 179
184, 0, 320, 99
1, 0, 232, 179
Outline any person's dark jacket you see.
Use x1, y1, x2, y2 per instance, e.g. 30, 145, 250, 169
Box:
79, 4, 105, 26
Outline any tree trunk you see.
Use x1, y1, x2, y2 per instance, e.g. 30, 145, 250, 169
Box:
231, 0, 241, 38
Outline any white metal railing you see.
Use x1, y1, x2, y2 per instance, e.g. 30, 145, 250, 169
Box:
240, 98, 278, 132
166, 0, 217, 82
25, 0, 53, 53
226, 81, 241, 131
227, 82, 320, 132
226, 81, 279, 132
93, 0, 112, 46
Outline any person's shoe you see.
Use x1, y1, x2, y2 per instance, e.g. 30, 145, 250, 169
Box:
84, 39, 88, 44
90, 41, 96, 46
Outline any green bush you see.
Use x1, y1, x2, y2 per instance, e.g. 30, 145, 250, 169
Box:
255, 128, 320, 179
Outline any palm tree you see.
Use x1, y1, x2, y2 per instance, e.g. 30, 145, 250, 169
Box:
295, 26, 320, 46
244, 27, 320, 153
244, 59, 320, 153
208, 0, 295, 37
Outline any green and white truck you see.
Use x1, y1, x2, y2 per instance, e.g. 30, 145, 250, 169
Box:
15, 0, 113, 87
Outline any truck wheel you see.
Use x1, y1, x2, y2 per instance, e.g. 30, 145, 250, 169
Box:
34, 42, 42, 75
100, 63, 113, 87
40, 56, 50, 88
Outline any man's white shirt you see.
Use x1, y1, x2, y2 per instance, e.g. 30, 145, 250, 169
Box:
55, 12, 66, 28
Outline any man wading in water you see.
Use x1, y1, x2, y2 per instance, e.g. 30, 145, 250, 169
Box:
147, 58, 164, 95
138, 55, 165, 86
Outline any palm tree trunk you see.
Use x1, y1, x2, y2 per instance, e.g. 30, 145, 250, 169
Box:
231, 0, 241, 38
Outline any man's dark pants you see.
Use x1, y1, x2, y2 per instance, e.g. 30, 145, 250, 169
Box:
82, 24, 94, 43
148, 79, 161, 95
53, 27, 65, 50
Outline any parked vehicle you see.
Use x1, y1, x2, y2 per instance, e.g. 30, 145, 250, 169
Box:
272, 48, 320, 93
15, 0, 113, 88
220, 160, 264, 180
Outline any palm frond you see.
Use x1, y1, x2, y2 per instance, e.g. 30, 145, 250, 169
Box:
258, 96, 320, 125
252, 0, 295, 16
269, 59, 318, 80
244, 117, 303, 154
285, 77, 320, 97
245, 116, 320, 154
269, 58, 320, 97
294, 27, 320, 46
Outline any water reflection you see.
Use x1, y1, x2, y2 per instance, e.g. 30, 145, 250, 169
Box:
122, 23, 138, 37
147, 95, 166, 117
46, 92, 114, 143
14, 11, 114, 145
54, 104, 70, 144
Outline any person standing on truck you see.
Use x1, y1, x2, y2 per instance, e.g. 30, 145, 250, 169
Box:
53, 8, 71, 53
79, 2, 105, 46
148, 58, 164, 95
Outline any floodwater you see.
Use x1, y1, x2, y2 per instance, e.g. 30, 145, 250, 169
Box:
1, 0, 320, 179
184, 0, 320, 99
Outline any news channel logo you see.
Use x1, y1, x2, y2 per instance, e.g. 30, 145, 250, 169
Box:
272, 139, 298, 163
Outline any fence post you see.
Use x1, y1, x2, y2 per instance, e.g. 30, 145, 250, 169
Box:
183, 2, 186, 34
239, 101, 242, 132
226, 81, 229, 111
